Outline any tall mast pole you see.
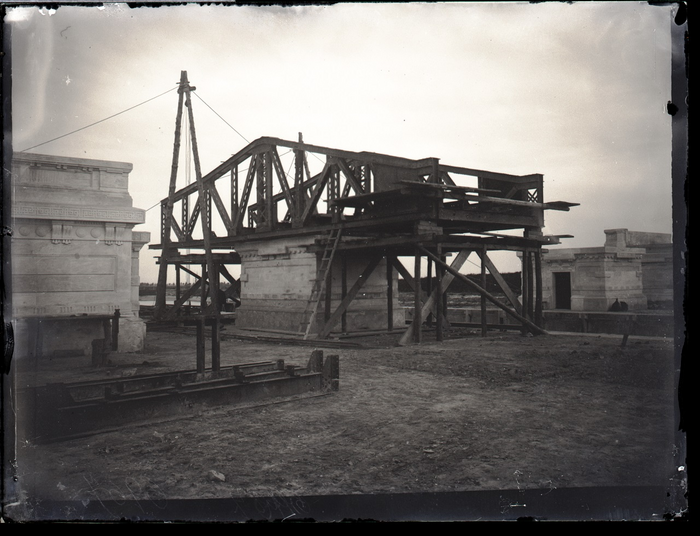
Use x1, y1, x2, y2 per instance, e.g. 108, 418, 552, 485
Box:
184, 78, 219, 314
154, 71, 188, 319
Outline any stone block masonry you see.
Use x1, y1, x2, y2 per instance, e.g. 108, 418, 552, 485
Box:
541, 228, 672, 312
11, 153, 150, 356
235, 236, 402, 334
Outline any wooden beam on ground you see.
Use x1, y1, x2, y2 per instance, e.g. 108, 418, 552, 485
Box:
398, 249, 471, 345
418, 245, 547, 336
317, 255, 382, 339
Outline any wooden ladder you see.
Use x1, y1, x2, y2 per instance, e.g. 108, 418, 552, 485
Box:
299, 227, 342, 340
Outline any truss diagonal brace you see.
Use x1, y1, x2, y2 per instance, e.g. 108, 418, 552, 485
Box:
270, 147, 295, 214
336, 157, 365, 195
301, 161, 332, 224
208, 185, 234, 235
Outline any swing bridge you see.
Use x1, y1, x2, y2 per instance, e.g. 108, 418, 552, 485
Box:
151, 71, 578, 348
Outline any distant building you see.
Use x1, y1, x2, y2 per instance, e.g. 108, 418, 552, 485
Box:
540, 229, 673, 312
10, 152, 150, 357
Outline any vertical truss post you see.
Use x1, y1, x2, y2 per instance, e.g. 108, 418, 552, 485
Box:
201, 263, 207, 311
230, 166, 239, 235
294, 135, 305, 226
182, 197, 189, 238
265, 150, 275, 228
431, 157, 440, 184
255, 153, 268, 228
328, 163, 341, 222
155, 71, 187, 319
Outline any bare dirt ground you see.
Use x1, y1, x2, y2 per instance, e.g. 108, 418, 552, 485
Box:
8, 326, 684, 522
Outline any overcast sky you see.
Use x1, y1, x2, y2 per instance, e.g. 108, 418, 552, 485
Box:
6, 2, 678, 283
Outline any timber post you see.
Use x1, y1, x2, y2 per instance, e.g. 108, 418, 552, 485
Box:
414, 246, 422, 343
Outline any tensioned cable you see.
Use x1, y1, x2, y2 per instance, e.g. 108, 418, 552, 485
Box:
191, 91, 325, 166
191, 91, 249, 145
19, 85, 179, 152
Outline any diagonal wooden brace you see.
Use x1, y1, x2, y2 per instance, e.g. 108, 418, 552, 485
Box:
398, 249, 471, 345
316, 254, 383, 339
418, 245, 547, 336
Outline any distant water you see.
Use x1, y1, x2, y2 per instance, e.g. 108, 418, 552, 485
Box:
139, 298, 199, 307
